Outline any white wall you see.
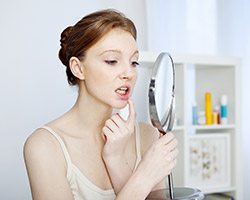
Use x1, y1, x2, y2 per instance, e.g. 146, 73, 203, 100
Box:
0, 1, 147, 199
217, 1, 250, 199
146, 0, 218, 54
146, 0, 250, 199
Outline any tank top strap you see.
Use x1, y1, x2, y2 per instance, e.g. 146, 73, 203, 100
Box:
40, 126, 72, 167
134, 121, 141, 170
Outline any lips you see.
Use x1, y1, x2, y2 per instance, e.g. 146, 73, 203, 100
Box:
115, 87, 129, 95
115, 85, 131, 99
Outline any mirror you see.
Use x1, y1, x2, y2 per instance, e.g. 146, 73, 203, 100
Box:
149, 52, 175, 134
147, 53, 204, 200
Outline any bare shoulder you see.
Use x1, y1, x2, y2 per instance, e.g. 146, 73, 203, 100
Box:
138, 122, 160, 155
23, 128, 65, 171
24, 128, 57, 157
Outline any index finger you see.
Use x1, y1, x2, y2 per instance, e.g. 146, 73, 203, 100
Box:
127, 99, 136, 124
159, 132, 175, 145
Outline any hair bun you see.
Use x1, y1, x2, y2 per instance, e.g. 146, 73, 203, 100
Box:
58, 26, 74, 67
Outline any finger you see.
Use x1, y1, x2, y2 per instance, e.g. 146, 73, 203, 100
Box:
172, 148, 179, 158
166, 148, 179, 161
102, 126, 115, 141
169, 158, 177, 171
158, 132, 175, 145
111, 113, 125, 128
170, 139, 178, 151
163, 138, 178, 153
127, 99, 136, 125
111, 114, 131, 135
101, 133, 107, 142
105, 119, 120, 133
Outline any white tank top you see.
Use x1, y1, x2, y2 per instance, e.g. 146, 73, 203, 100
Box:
40, 122, 142, 200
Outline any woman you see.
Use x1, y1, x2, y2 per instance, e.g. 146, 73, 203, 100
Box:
23, 9, 178, 200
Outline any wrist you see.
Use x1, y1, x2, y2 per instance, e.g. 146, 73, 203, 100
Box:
116, 170, 151, 200
103, 154, 133, 176
102, 152, 125, 165
102, 146, 126, 160
130, 167, 152, 196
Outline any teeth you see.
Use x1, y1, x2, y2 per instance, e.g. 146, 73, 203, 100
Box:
119, 87, 128, 91
116, 87, 128, 95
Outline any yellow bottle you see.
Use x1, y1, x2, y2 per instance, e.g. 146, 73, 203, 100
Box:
205, 92, 213, 125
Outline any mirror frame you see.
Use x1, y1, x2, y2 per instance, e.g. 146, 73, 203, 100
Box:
148, 52, 176, 134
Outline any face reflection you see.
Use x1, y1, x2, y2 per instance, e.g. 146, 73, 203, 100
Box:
82, 28, 139, 109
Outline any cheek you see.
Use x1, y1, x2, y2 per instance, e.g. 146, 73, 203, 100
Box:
84, 70, 101, 90
85, 70, 113, 93
86, 67, 107, 83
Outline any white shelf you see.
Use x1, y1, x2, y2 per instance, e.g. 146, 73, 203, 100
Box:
136, 51, 242, 199
190, 124, 235, 130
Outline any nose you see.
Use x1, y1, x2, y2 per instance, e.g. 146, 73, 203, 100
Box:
120, 74, 129, 80
119, 63, 136, 80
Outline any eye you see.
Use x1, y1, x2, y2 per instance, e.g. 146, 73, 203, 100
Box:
131, 61, 139, 68
105, 60, 118, 65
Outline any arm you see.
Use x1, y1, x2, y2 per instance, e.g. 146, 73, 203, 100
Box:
102, 100, 178, 197
140, 123, 172, 191
114, 168, 152, 200
115, 131, 178, 199
23, 129, 74, 200
102, 100, 136, 193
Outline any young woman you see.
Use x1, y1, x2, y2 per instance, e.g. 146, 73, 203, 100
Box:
23, 9, 178, 200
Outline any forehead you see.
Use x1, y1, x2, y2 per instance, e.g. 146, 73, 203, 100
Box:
87, 28, 138, 56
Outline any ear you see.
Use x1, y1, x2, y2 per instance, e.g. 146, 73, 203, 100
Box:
69, 57, 85, 80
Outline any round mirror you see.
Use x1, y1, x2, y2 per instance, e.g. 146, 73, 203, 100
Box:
148, 52, 204, 200
148, 52, 175, 134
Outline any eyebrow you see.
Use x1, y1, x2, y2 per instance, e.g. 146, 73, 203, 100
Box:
99, 49, 139, 58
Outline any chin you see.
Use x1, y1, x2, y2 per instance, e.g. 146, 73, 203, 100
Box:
112, 100, 128, 109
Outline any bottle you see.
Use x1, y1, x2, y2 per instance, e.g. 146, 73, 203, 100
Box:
197, 111, 206, 125
220, 95, 228, 124
205, 92, 213, 125
212, 112, 217, 124
214, 105, 221, 124
192, 102, 197, 125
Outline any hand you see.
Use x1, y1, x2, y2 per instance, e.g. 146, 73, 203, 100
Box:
101, 100, 136, 193
102, 99, 136, 159
136, 132, 178, 190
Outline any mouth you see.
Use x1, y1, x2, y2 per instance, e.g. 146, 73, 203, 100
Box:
115, 85, 131, 99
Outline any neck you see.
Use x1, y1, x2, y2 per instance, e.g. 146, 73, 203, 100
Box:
63, 87, 113, 139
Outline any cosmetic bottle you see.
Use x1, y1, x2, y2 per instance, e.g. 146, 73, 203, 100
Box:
205, 92, 213, 125
197, 111, 206, 125
220, 95, 228, 124
192, 102, 197, 125
214, 105, 221, 124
